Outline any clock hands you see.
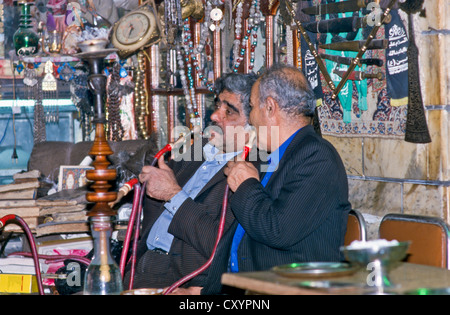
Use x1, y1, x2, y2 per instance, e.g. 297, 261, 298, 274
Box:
128, 23, 135, 38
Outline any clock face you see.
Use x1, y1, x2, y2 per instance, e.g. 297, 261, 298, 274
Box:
111, 6, 158, 58
115, 13, 150, 45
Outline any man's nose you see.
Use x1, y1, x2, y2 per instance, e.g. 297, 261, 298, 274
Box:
211, 108, 224, 123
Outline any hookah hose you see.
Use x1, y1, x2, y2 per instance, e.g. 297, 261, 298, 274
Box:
0, 215, 45, 295
164, 131, 256, 295
119, 134, 191, 288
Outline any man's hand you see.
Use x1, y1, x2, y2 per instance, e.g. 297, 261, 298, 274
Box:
139, 155, 182, 201
224, 160, 259, 192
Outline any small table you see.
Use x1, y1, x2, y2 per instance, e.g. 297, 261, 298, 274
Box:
221, 263, 450, 295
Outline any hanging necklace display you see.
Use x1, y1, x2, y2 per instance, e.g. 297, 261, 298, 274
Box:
232, 0, 262, 72
134, 51, 149, 139
23, 64, 43, 143
179, 19, 200, 129
33, 66, 46, 144
195, 1, 213, 91
232, 1, 244, 68
106, 62, 125, 142
186, 19, 214, 92
42, 60, 58, 124
164, 0, 182, 45
70, 68, 94, 141
197, 1, 212, 55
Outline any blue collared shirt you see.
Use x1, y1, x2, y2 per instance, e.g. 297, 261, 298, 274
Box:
146, 144, 240, 252
229, 128, 301, 272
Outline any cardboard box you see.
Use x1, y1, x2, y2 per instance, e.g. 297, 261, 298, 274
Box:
0, 274, 39, 294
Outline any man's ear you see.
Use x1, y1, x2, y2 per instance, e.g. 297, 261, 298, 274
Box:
264, 96, 278, 119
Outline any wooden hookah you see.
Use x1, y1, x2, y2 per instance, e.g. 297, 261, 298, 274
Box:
76, 46, 124, 294
77, 49, 118, 217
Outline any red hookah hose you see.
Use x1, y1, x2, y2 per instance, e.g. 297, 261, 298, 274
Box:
11, 252, 91, 266
119, 183, 142, 278
0, 215, 45, 295
127, 180, 146, 290
164, 145, 252, 295
119, 144, 171, 285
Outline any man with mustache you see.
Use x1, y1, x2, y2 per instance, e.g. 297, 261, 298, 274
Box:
123, 72, 258, 290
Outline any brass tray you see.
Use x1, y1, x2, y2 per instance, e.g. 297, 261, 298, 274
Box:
272, 262, 358, 279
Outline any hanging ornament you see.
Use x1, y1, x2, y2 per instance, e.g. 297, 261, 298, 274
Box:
23, 66, 38, 87
58, 63, 76, 82
16, 63, 24, 74
42, 60, 58, 124
119, 60, 128, 78
42, 60, 57, 91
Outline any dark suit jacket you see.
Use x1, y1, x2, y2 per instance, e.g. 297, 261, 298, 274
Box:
125, 139, 251, 289
201, 125, 352, 294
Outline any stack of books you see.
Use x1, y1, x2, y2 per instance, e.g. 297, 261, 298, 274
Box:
0, 170, 41, 232
0, 170, 40, 200
35, 188, 90, 237
0, 199, 40, 233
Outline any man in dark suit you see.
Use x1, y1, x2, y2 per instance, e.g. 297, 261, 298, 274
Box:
123, 72, 258, 289
172, 64, 351, 295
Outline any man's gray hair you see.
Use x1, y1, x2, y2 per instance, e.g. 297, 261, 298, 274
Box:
258, 64, 316, 118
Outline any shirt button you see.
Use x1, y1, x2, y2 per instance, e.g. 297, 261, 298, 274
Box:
202, 166, 207, 170
172, 206, 177, 211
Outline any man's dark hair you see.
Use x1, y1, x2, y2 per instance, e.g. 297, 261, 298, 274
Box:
214, 72, 258, 119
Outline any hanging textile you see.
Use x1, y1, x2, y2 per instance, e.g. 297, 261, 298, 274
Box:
299, 0, 324, 102
385, 8, 409, 106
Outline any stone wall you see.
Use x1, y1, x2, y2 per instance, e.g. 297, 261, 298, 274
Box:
324, 0, 450, 239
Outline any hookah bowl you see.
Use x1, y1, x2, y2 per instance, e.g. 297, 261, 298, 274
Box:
341, 241, 410, 294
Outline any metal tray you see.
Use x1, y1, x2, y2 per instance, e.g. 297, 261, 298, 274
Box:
272, 262, 358, 279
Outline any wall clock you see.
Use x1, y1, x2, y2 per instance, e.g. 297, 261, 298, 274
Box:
110, 4, 160, 59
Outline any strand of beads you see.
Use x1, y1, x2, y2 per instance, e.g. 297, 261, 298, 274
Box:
248, 0, 261, 71
181, 18, 200, 128
177, 43, 195, 123
233, 1, 243, 67
135, 51, 149, 139
194, 3, 214, 92
196, 1, 212, 55
232, 0, 262, 73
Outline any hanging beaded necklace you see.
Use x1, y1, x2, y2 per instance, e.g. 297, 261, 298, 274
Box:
178, 14, 218, 129
232, 0, 262, 72
179, 19, 199, 128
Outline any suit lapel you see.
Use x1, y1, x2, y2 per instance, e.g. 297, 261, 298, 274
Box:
262, 125, 315, 189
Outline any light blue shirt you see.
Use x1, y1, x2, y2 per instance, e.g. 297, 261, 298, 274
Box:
146, 143, 240, 252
